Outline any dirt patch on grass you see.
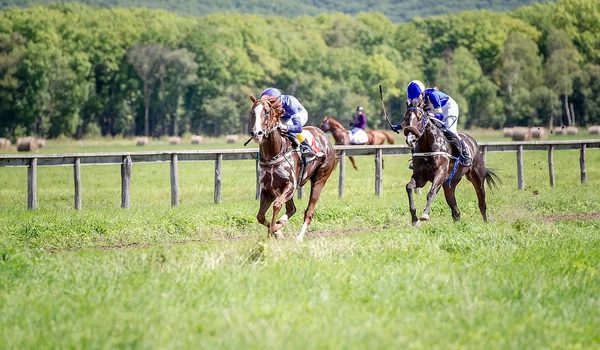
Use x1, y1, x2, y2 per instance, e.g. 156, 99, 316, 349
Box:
49, 226, 388, 253
541, 212, 600, 223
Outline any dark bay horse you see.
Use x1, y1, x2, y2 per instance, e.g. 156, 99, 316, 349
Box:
402, 98, 500, 226
250, 94, 336, 240
320, 116, 395, 171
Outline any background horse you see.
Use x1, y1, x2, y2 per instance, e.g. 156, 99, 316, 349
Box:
250, 94, 336, 241
402, 98, 500, 226
320, 116, 395, 171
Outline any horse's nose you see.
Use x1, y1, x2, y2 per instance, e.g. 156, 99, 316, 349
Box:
256, 130, 264, 137
250, 131, 255, 137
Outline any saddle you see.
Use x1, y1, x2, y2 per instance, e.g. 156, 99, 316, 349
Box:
429, 117, 461, 158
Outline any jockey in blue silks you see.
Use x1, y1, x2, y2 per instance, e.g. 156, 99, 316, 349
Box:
260, 87, 314, 156
400, 80, 472, 166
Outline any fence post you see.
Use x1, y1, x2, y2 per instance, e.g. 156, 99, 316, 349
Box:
580, 144, 587, 184
74, 157, 82, 210
338, 150, 346, 198
170, 153, 179, 207
375, 148, 383, 196
27, 158, 37, 210
481, 145, 487, 164
214, 153, 222, 204
255, 158, 260, 200
517, 145, 524, 190
548, 145, 555, 187
121, 155, 132, 209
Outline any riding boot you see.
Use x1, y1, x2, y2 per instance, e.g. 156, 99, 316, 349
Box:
299, 139, 316, 157
460, 139, 472, 167
294, 133, 315, 157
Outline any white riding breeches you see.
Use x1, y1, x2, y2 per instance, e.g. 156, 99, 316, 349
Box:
442, 97, 459, 137
349, 127, 368, 144
283, 109, 308, 136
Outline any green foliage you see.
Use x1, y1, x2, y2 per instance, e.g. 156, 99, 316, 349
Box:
0, 0, 545, 23
3, 1, 600, 139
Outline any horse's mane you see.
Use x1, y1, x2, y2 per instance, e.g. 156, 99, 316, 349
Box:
260, 95, 285, 120
326, 116, 345, 130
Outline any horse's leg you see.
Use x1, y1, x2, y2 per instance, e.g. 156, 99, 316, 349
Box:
273, 197, 297, 234
442, 184, 461, 222
270, 200, 283, 239
257, 190, 275, 237
468, 167, 488, 222
349, 156, 359, 171
406, 177, 419, 226
420, 172, 445, 222
297, 180, 327, 241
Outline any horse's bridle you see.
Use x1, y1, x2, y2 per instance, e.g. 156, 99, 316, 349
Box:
250, 101, 278, 139
250, 100, 294, 164
405, 107, 429, 140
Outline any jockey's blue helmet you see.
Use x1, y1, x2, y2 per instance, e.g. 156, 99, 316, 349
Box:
407, 80, 425, 100
260, 87, 282, 100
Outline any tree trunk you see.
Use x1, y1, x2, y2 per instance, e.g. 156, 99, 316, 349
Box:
569, 102, 576, 126
562, 94, 570, 126
144, 82, 150, 137
548, 102, 554, 131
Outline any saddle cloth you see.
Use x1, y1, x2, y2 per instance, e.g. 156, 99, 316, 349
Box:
300, 130, 324, 157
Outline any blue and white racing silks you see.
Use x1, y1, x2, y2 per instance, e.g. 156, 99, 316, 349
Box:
423, 89, 451, 121
279, 95, 306, 134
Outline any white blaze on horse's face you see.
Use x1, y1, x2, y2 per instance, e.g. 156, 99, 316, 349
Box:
252, 103, 266, 143
405, 111, 419, 148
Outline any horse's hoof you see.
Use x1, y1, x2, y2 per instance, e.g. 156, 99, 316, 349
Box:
273, 229, 283, 238
420, 213, 430, 221
412, 220, 421, 227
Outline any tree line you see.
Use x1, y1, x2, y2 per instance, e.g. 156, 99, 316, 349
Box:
0, 0, 544, 24
1, 0, 599, 140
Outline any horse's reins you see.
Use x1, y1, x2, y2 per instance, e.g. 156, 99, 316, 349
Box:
406, 106, 462, 186
407, 107, 453, 159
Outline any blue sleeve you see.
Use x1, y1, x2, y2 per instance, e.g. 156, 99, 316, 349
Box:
282, 95, 305, 116
425, 91, 444, 120
287, 117, 303, 134
282, 95, 305, 133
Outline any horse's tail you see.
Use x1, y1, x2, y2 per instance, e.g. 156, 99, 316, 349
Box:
485, 168, 501, 193
383, 131, 395, 144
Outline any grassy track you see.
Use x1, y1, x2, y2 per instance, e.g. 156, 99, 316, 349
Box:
1, 133, 600, 348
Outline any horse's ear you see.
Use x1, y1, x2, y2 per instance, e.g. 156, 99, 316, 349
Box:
405, 99, 410, 108
250, 94, 256, 103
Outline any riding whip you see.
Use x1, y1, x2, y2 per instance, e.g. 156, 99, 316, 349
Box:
379, 85, 400, 134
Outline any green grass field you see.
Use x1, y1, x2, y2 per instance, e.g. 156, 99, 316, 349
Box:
1, 132, 600, 348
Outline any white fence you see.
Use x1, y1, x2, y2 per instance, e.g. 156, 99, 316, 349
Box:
1, 140, 598, 210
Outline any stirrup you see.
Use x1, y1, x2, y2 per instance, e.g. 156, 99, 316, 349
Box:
461, 155, 472, 167
300, 143, 315, 157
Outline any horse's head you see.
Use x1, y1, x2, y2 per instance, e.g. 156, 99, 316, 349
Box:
320, 116, 331, 132
403, 98, 427, 148
249, 94, 283, 143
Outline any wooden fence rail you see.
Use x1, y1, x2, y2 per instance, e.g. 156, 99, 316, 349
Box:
1, 140, 599, 210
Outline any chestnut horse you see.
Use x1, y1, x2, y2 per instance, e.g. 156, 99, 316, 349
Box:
250, 94, 336, 240
320, 116, 395, 171
402, 98, 500, 226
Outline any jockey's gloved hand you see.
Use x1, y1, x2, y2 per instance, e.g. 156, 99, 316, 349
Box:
277, 124, 288, 132
349, 122, 354, 127
391, 124, 402, 133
